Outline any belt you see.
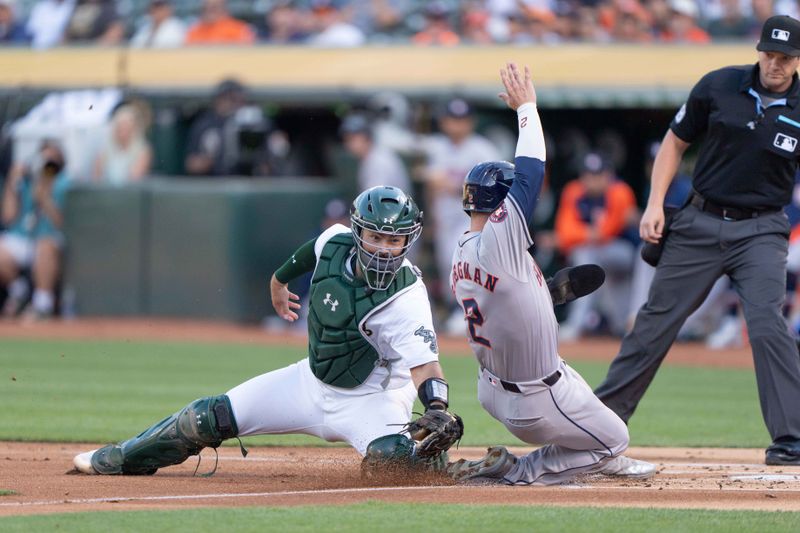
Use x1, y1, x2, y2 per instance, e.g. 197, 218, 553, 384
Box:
689, 191, 778, 221
492, 369, 562, 393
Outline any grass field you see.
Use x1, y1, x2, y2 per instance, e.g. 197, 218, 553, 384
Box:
1, 503, 800, 533
0, 338, 769, 447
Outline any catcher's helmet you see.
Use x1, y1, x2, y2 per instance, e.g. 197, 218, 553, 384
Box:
351, 186, 423, 291
462, 161, 515, 214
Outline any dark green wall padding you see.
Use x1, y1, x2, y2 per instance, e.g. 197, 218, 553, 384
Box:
63, 178, 341, 323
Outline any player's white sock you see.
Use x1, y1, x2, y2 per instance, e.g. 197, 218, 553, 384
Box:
32, 289, 54, 315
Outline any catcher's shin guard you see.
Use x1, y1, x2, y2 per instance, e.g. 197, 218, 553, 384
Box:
361, 434, 448, 478
91, 395, 240, 475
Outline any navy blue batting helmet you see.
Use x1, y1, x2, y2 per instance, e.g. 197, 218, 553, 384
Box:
462, 161, 515, 214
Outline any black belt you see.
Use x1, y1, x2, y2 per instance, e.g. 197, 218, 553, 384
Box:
498, 369, 562, 393
689, 191, 778, 221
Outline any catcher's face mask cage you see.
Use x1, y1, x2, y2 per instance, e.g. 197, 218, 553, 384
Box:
351, 186, 423, 291
462, 160, 516, 215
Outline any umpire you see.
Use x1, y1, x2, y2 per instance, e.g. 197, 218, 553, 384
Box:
595, 15, 800, 466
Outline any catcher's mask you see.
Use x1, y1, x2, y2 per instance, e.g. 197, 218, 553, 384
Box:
462, 160, 515, 215
351, 186, 422, 291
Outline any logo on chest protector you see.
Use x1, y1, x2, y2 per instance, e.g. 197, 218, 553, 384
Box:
323, 293, 339, 312
774, 133, 798, 152
414, 326, 439, 354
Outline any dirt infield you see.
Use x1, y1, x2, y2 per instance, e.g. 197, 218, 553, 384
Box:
1, 442, 799, 516
1, 318, 779, 517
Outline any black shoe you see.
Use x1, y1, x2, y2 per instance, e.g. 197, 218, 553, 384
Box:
765, 439, 800, 466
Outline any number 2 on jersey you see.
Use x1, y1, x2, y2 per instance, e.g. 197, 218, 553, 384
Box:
462, 298, 491, 348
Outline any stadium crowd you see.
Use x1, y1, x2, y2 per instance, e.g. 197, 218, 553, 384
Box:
0, 0, 793, 48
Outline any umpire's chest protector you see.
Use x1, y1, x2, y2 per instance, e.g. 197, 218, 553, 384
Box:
307, 234, 416, 388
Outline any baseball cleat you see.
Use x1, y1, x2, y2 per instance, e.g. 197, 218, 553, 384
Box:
447, 446, 517, 483
72, 449, 99, 475
599, 455, 656, 479
547, 264, 605, 306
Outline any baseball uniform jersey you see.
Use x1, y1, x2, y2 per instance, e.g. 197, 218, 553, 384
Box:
451, 102, 630, 485
228, 224, 440, 454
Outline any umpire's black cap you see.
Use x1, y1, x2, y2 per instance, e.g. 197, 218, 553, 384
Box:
757, 15, 800, 57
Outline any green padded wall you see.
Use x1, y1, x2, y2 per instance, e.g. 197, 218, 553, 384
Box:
63, 185, 147, 316
63, 179, 341, 323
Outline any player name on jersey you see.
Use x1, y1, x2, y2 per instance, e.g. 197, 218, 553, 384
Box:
450, 260, 499, 294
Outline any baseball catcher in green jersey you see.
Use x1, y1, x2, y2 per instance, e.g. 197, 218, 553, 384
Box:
72, 185, 462, 478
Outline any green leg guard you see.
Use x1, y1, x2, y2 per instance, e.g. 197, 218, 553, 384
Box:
91, 395, 240, 475
361, 434, 448, 479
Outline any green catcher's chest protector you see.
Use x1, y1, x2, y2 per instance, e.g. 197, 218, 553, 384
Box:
308, 233, 417, 388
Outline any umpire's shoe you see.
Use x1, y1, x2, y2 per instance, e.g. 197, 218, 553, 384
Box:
447, 446, 517, 483
72, 449, 99, 474
765, 439, 800, 466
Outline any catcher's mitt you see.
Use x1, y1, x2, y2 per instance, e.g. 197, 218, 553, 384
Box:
404, 408, 463, 457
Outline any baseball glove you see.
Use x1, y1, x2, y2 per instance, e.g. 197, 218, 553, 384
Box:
404, 408, 464, 457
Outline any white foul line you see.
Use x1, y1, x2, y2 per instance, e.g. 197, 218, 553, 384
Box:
3, 481, 800, 509
0, 485, 466, 508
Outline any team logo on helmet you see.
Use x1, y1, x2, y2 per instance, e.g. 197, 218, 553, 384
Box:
489, 203, 508, 223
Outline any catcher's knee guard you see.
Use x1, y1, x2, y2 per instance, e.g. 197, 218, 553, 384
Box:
91, 395, 240, 475
361, 434, 447, 478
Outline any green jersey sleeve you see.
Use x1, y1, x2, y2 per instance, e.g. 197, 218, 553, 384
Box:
274, 237, 317, 284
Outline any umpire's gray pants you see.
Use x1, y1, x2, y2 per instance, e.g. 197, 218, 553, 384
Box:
595, 205, 800, 442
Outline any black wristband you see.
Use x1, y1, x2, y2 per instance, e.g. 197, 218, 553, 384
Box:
418, 377, 449, 410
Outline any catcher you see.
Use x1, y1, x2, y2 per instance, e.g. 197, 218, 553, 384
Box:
72, 186, 462, 477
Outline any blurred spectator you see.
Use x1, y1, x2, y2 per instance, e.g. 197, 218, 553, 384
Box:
258, 2, 309, 43
25, 0, 75, 49
62, 0, 124, 45
462, 5, 493, 44
185, 79, 288, 177
507, 9, 561, 43
366, 91, 419, 155
644, 0, 673, 36
564, 6, 612, 42
0, 0, 28, 44
749, 0, 775, 37
307, 0, 366, 47
130, 0, 187, 48
185, 0, 255, 45
706, 0, 754, 39
348, 0, 408, 39
185, 79, 246, 176
421, 97, 500, 331
555, 151, 638, 340
339, 113, 410, 192
660, 0, 711, 43
412, 2, 460, 46
92, 104, 153, 184
0, 140, 69, 320
611, 9, 655, 42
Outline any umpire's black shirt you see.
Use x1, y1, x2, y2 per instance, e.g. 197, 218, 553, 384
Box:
670, 63, 800, 210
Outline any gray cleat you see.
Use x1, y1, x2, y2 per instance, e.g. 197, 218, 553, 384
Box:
447, 446, 518, 483
599, 455, 656, 479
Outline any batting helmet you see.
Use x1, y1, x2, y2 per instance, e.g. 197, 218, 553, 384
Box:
462, 161, 515, 214
351, 186, 423, 291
